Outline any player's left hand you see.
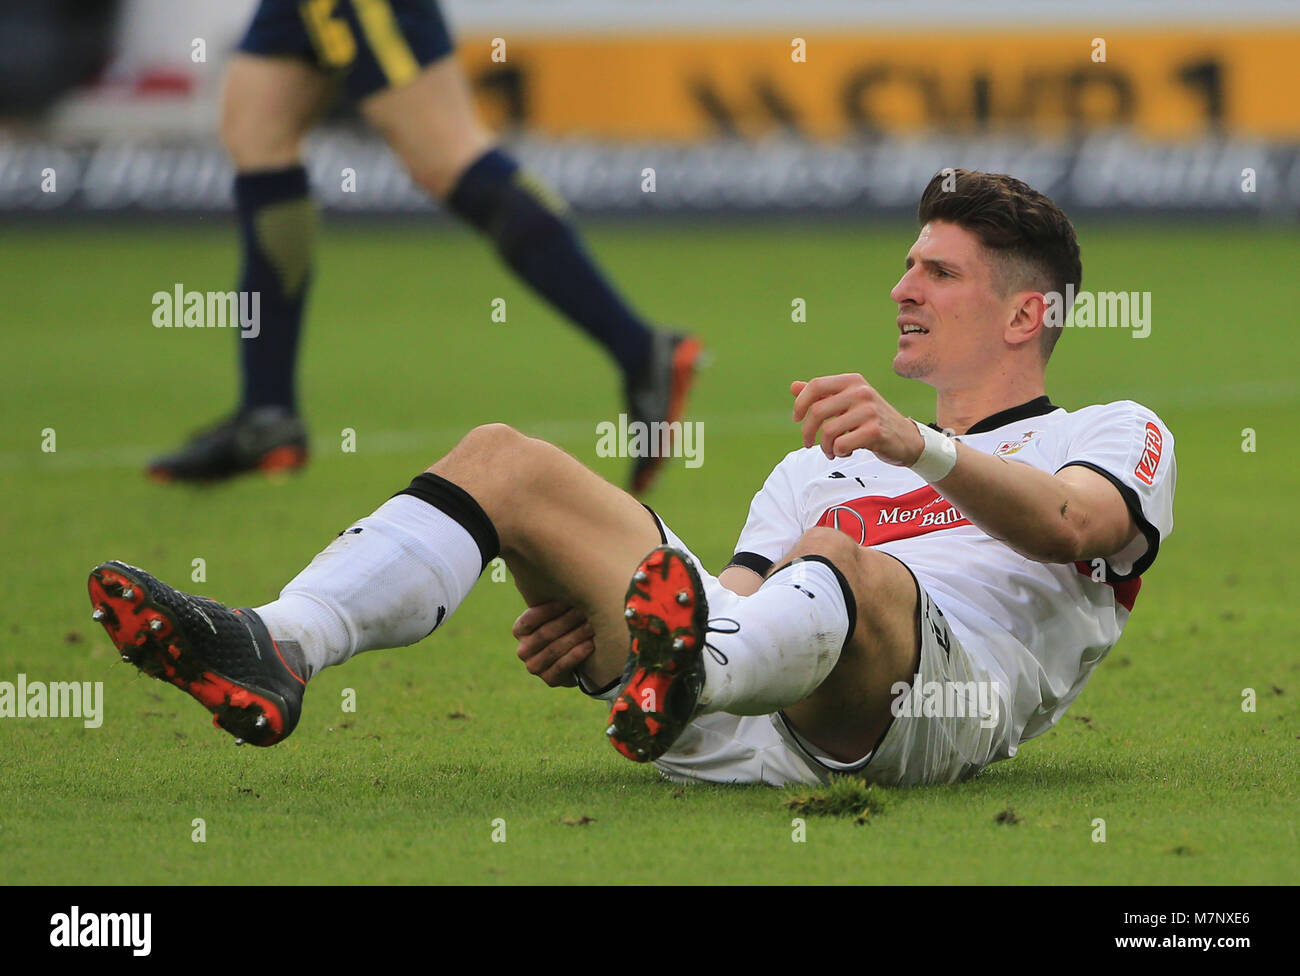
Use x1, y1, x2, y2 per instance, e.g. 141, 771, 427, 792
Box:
791, 374, 925, 465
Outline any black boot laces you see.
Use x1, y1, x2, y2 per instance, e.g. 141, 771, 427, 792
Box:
702, 616, 739, 666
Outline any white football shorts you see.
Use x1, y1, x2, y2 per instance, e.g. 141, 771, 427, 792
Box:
645, 516, 1013, 788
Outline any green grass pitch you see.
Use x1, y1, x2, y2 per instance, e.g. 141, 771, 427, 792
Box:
0, 219, 1295, 884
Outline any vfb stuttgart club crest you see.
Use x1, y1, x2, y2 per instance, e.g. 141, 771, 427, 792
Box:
994, 431, 1039, 457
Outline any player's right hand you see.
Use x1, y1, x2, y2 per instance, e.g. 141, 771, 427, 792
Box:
512, 601, 595, 688
791, 373, 924, 464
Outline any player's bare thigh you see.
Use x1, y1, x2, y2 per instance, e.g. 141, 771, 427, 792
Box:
777, 528, 921, 763
220, 54, 338, 171
360, 53, 493, 199
429, 424, 660, 687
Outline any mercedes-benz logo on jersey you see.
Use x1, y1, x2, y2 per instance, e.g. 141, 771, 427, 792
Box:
825, 505, 868, 545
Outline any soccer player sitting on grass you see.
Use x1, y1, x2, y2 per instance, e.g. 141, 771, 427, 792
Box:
89, 169, 1175, 786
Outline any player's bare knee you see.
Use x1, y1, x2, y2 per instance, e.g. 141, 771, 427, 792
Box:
220, 106, 301, 170
443, 422, 525, 466
404, 160, 448, 200
430, 424, 580, 548
405, 158, 462, 201
782, 527, 864, 578
426, 424, 526, 529
795, 525, 856, 555
404, 139, 489, 201
437, 423, 562, 491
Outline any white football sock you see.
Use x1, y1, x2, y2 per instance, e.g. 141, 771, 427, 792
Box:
698, 557, 853, 716
255, 491, 491, 677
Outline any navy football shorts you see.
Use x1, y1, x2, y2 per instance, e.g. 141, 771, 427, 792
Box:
237, 0, 455, 98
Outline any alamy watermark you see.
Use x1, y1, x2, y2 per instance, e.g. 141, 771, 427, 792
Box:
595, 413, 704, 469
890, 676, 1002, 730
151, 284, 260, 338
50, 907, 150, 956
1044, 284, 1151, 339
0, 674, 103, 728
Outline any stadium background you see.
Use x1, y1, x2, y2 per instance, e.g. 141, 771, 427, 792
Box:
5, 0, 1300, 216
0, 0, 1296, 889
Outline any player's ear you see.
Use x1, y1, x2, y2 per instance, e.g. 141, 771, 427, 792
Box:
1005, 291, 1045, 349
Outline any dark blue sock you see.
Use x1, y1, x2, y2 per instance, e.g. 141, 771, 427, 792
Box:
234, 166, 317, 414
445, 148, 654, 379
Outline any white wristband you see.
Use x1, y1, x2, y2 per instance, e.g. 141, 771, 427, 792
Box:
910, 421, 958, 483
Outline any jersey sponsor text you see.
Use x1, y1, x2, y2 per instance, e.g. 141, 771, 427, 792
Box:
817, 485, 971, 546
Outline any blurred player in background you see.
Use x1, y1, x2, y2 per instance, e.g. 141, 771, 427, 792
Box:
148, 0, 701, 494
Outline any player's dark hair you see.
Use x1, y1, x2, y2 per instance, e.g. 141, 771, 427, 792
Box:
917, 169, 1082, 360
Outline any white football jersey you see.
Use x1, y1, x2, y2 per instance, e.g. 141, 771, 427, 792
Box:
728, 396, 1176, 758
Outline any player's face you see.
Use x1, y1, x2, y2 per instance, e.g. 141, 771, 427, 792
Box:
889, 221, 1010, 387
